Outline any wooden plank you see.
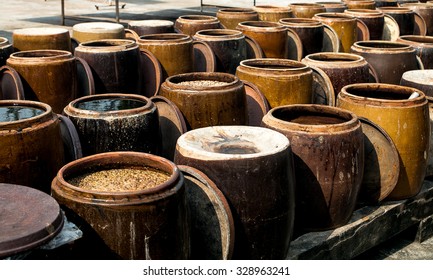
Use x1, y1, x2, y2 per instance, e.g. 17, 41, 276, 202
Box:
288, 180, 433, 259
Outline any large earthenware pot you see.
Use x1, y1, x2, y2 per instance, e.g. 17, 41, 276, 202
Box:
337, 83, 429, 200
74, 39, 141, 95
175, 15, 222, 36
399, 3, 433, 36
193, 29, 247, 74
351, 40, 423, 84
236, 58, 332, 107
397, 35, 433, 68
6, 50, 77, 113
253, 5, 293, 22
158, 72, 247, 130
289, 3, 327, 18
174, 125, 295, 259
344, 9, 386, 40
0, 37, 13, 67
377, 7, 420, 35
51, 151, 190, 260
313, 12, 369, 53
12, 27, 72, 52
137, 33, 193, 80
63, 93, 159, 156
261, 104, 364, 232
0, 100, 66, 193
216, 8, 259, 30
302, 52, 378, 95
236, 21, 288, 58
72, 22, 126, 43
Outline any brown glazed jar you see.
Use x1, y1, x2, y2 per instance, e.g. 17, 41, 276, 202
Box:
74, 39, 141, 95
0, 100, 65, 194
400, 3, 433, 36
261, 104, 364, 232
174, 15, 222, 36
253, 5, 294, 22
174, 125, 295, 259
377, 7, 417, 35
6, 50, 77, 113
397, 35, 433, 68
216, 8, 259, 30
289, 3, 327, 18
344, 9, 386, 40
158, 72, 247, 130
337, 83, 429, 200
12, 27, 72, 52
351, 40, 423, 84
51, 151, 190, 260
63, 93, 159, 156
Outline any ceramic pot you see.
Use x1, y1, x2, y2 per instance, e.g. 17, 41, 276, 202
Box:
12, 27, 72, 52
174, 125, 295, 259
72, 22, 125, 43
351, 40, 423, 84
174, 15, 222, 36
375, 0, 399, 7
377, 7, 418, 35
51, 151, 190, 260
302, 52, 378, 96
158, 72, 247, 130
399, 3, 433, 36
313, 12, 369, 53
74, 39, 141, 95
236, 58, 314, 108
316, 2, 349, 12
397, 35, 433, 68
216, 8, 259, 30
345, 0, 377, 9
63, 93, 159, 156
344, 9, 386, 40
0, 37, 13, 67
289, 3, 327, 18
337, 83, 429, 200
261, 104, 364, 232
0, 100, 66, 193
253, 5, 293, 22
137, 33, 193, 80
127, 20, 174, 36
236, 21, 288, 58
193, 29, 247, 74
6, 50, 77, 113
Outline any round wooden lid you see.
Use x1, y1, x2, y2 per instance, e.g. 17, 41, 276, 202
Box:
0, 183, 64, 258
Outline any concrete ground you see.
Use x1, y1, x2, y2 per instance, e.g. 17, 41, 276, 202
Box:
2, 0, 433, 261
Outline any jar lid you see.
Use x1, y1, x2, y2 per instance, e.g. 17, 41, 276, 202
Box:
0, 184, 64, 258
242, 80, 270, 126
139, 49, 163, 97
178, 165, 234, 260
193, 41, 217, 72
0, 65, 25, 100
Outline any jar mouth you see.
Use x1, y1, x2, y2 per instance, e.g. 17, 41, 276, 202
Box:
0, 100, 52, 129
78, 39, 137, 50
290, 3, 325, 7
10, 49, 73, 59
194, 29, 244, 39
67, 93, 153, 116
165, 72, 239, 89
268, 104, 358, 132
341, 83, 426, 103
353, 40, 412, 51
178, 15, 218, 21
176, 125, 290, 160
304, 52, 364, 63
345, 9, 384, 16
279, 18, 322, 27
377, 7, 413, 13
218, 7, 257, 13
254, 5, 292, 12
314, 12, 356, 21
398, 35, 433, 45
58, 151, 181, 197
139, 33, 191, 42
240, 58, 309, 71
238, 20, 286, 29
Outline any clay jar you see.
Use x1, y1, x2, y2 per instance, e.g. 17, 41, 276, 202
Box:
12, 27, 72, 52
174, 125, 295, 259
216, 8, 259, 30
0, 100, 65, 194
158, 72, 247, 130
289, 3, 327, 18
72, 22, 126, 43
74, 39, 140, 95
63, 93, 159, 156
193, 29, 247, 74
313, 12, 368, 53
316, 1, 349, 12
51, 151, 190, 260
6, 50, 77, 113
236, 58, 313, 108
397, 35, 433, 69
278, 18, 326, 57
345, 0, 377, 9
253, 5, 293, 22
174, 15, 222, 36
351, 40, 423, 84
377, 7, 417, 35
400, 3, 433, 36
0, 37, 13, 67
261, 104, 364, 232
137, 33, 193, 80
337, 83, 429, 200
236, 21, 288, 58
302, 52, 378, 96
127, 20, 174, 36
344, 9, 385, 40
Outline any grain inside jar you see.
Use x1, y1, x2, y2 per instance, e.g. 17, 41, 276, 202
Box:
177, 80, 229, 87
67, 167, 171, 192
